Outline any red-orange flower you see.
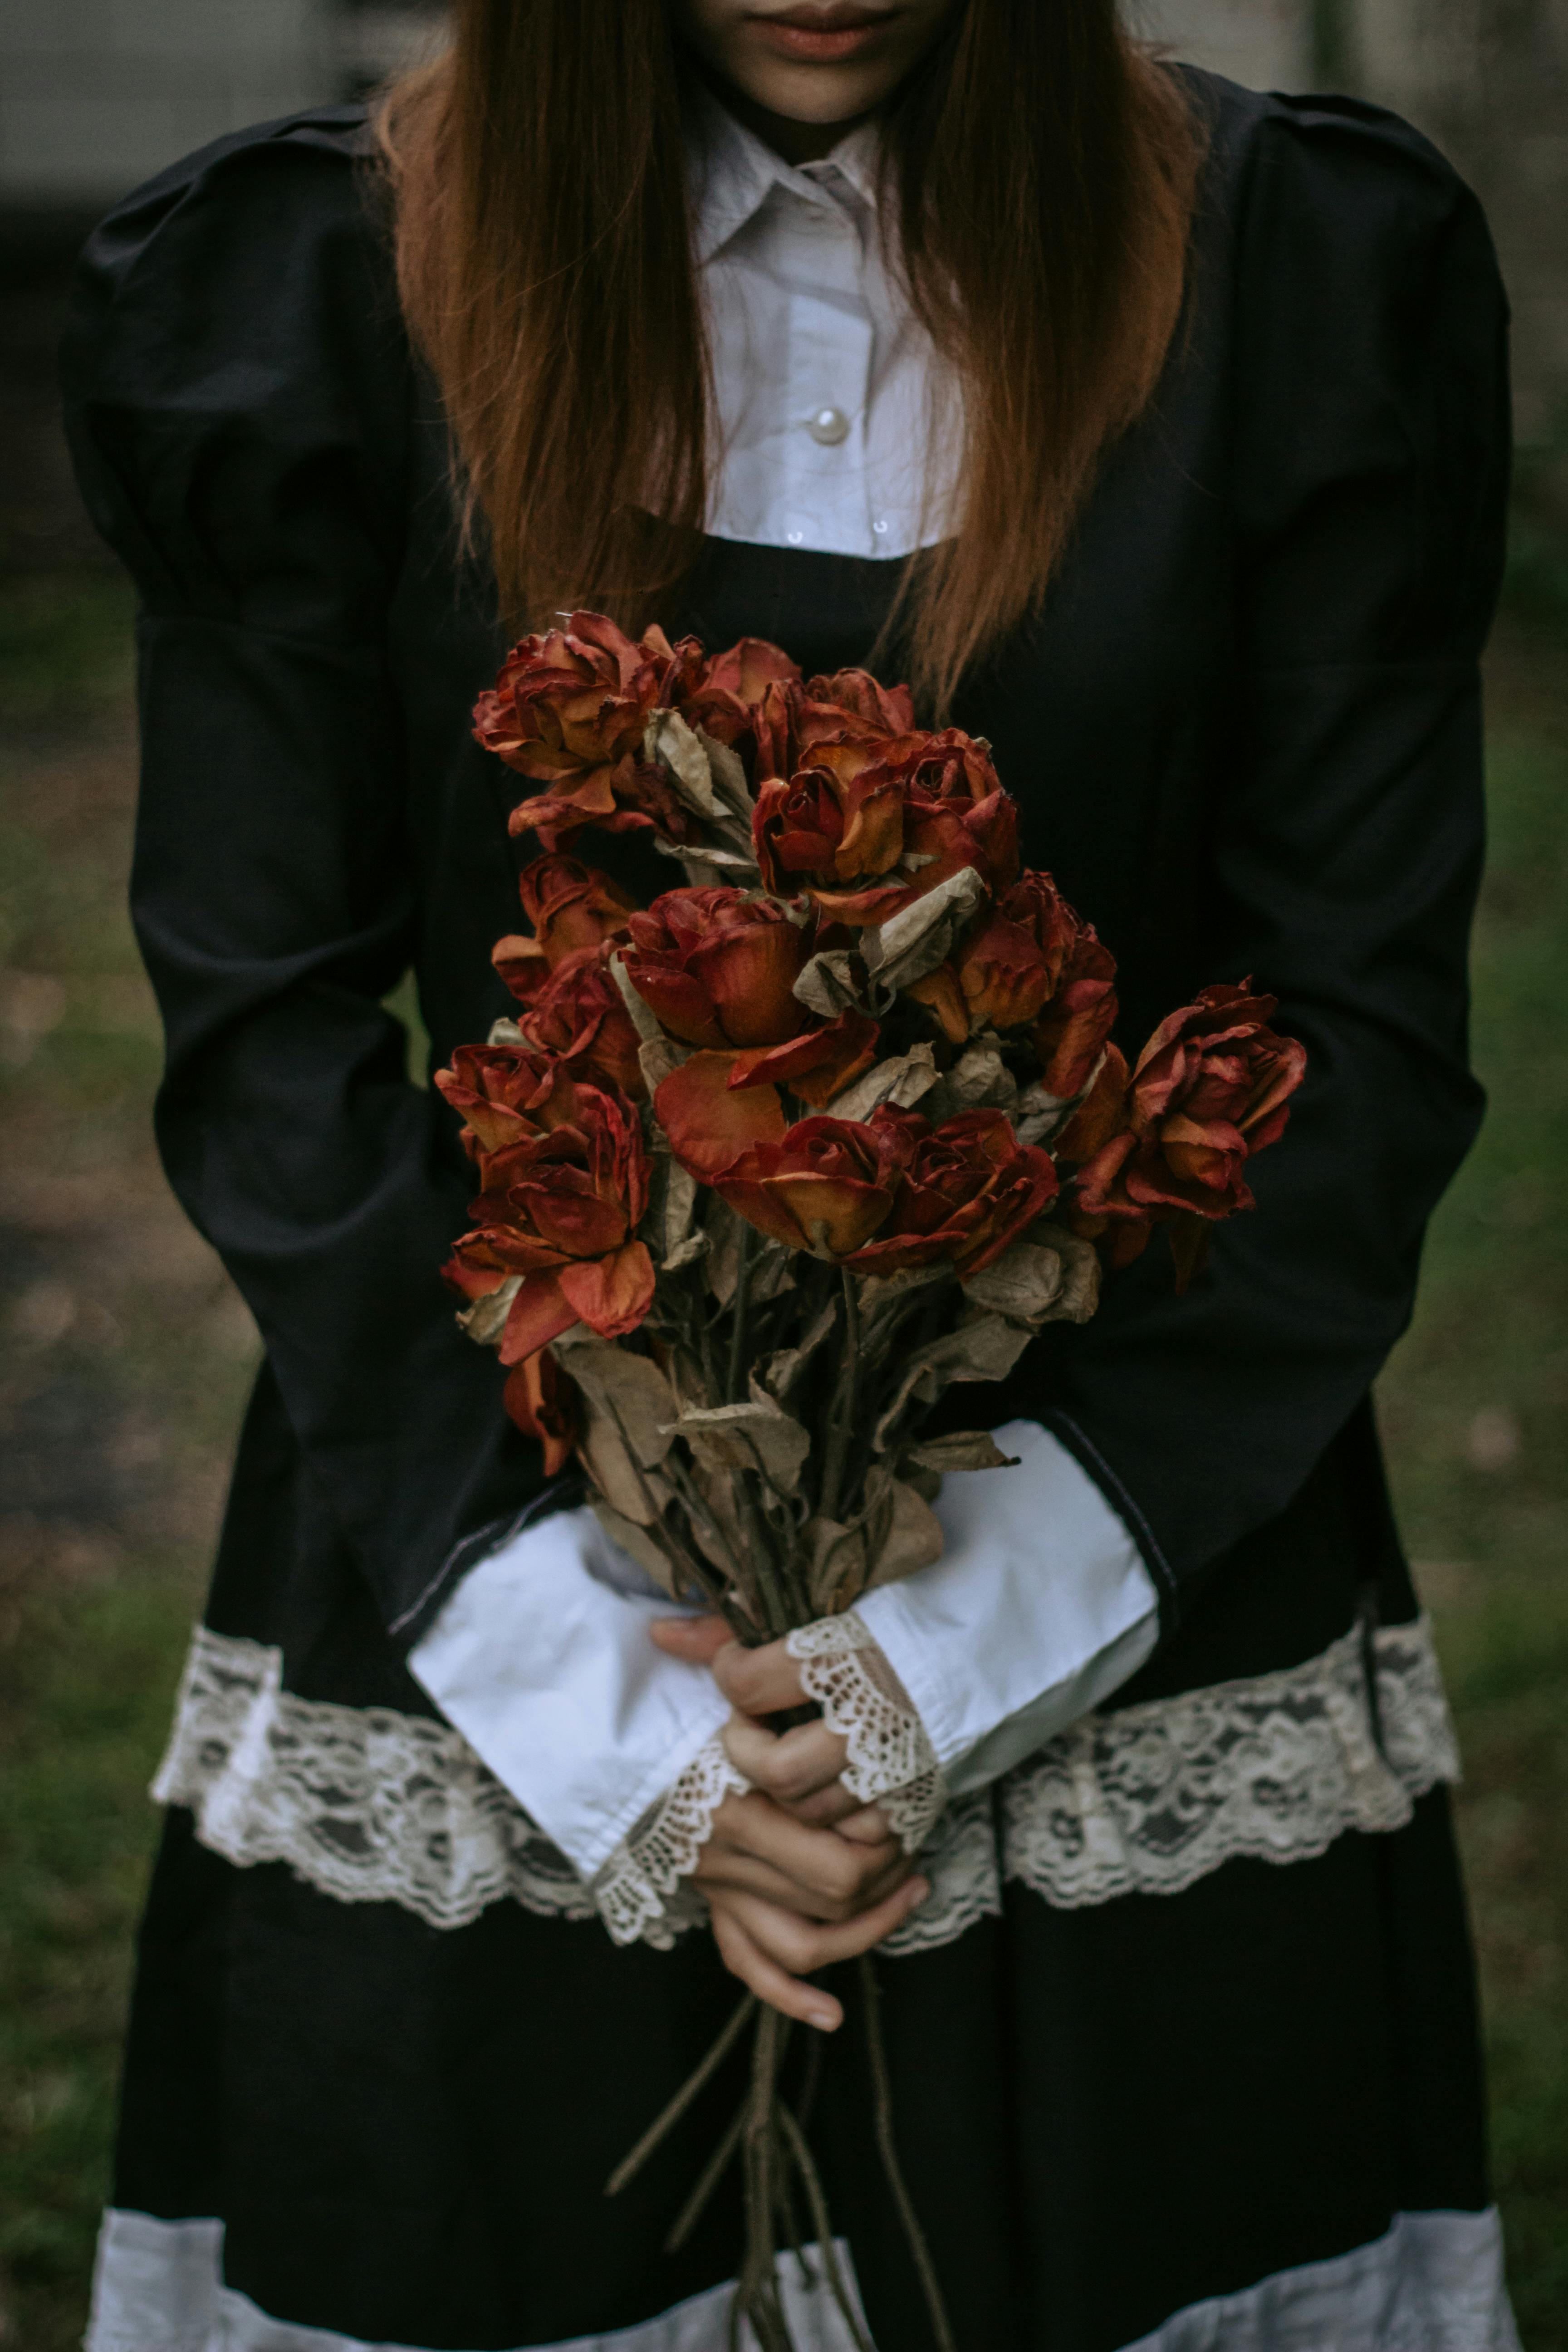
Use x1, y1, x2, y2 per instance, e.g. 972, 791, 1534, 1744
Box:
1061, 983, 1308, 1281
440, 1061, 654, 1360
673, 637, 801, 761
503, 1347, 578, 1476
846, 1109, 1059, 1277
492, 854, 637, 1009
516, 943, 647, 1101
620, 888, 877, 1107
902, 870, 1119, 1095
753, 726, 1018, 926
474, 613, 693, 850
671, 1095, 919, 1259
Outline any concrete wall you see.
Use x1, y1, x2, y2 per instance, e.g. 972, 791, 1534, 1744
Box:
1137, 0, 1312, 91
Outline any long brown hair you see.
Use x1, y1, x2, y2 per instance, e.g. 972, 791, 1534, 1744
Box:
379, 3, 1204, 713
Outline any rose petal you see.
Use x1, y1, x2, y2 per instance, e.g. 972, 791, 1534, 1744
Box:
656, 1050, 789, 1180
558, 1240, 656, 1338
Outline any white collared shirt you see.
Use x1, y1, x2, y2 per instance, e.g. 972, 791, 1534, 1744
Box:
689, 95, 960, 559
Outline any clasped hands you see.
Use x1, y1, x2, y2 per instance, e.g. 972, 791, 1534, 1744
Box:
650, 1615, 929, 2031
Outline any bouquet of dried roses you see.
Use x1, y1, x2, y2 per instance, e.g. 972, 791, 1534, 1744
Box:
436, 612, 1306, 2351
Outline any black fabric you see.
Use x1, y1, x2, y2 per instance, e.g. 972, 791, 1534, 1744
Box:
117, 1788, 1487, 2352
61, 77, 1508, 1649
64, 66, 1510, 2350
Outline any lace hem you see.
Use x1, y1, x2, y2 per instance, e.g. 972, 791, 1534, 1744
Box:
151, 1627, 595, 1933
785, 1612, 946, 1853
151, 1614, 1459, 1953
589, 1731, 747, 1950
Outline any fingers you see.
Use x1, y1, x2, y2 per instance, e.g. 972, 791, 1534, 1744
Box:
722, 1711, 848, 1805
692, 1792, 908, 1921
648, 1614, 731, 1665
710, 1636, 807, 1718
709, 1875, 931, 2025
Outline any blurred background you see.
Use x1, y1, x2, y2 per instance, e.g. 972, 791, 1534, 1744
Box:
0, 5, 1565, 2347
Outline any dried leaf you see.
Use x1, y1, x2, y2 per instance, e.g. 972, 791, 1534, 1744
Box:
903, 1430, 1020, 1474
792, 948, 867, 1020
644, 709, 724, 821
863, 867, 989, 993
706, 1200, 794, 1308
664, 1397, 811, 1497
924, 1044, 1019, 1119
696, 728, 755, 823
755, 1294, 841, 1410
824, 1043, 940, 1124
965, 1226, 1101, 1328
662, 1230, 708, 1272
1013, 1076, 1076, 1147
609, 952, 664, 1043
456, 1274, 521, 1349
872, 1309, 1033, 1450
862, 1469, 946, 1589
552, 1332, 681, 1522
803, 1514, 867, 1617
487, 1017, 524, 1047
639, 1034, 689, 1096
589, 1501, 688, 1601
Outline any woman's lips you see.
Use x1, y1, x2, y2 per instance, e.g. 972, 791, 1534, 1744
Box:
745, 7, 896, 62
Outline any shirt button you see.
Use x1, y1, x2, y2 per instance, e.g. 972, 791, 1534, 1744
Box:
807, 406, 851, 446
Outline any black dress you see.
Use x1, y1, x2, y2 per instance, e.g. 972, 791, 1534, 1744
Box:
62, 69, 1518, 2352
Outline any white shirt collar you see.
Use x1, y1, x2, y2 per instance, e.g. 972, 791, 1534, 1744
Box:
687, 85, 885, 266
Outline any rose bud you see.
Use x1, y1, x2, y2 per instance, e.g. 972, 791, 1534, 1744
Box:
517, 943, 647, 1101
503, 1347, 578, 1476
434, 1040, 580, 1176
701, 1105, 919, 1259
673, 636, 801, 760
806, 667, 916, 735
449, 1076, 656, 1361
622, 890, 878, 1107
492, 854, 637, 1008
473, 612, 692, 850
1065, 982, 1308, 1285
847, 1109, 1059, 1278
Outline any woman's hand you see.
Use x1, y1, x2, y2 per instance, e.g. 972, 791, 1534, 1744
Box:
650, 1614, 928, 2028
651, 1612, 861, 1825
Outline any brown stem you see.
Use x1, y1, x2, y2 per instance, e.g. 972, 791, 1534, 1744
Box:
665, 2099, 746, 2253
726, 1215, 754, 1403
775, 2101, 877, 2352
604, 1992, 756, 2198
858, 1954, 959, 2352
815, 1267, 861, 1526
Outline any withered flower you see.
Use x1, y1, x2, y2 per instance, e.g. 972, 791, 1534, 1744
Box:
440, 1060, 654, 1360
474, 613, 691, 850
847, 1109, 1059, 1278
1061, 982, 1308, 1284
503, 1347, 578, 1476
517, 944, 647, 1101
621, 888, 876, 1107
677, 1101, 920, 1259
492, 854, 637, 1009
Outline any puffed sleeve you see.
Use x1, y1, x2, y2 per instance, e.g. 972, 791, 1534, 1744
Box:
61, 115, 546, 1643
1017, 94, 1511, 1610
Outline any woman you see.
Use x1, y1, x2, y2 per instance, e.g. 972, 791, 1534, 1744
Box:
63, 2, 1517, 2347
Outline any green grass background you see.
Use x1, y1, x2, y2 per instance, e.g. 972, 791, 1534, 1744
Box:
0, 578, 1564, 2347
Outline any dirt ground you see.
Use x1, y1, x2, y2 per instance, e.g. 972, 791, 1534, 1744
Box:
0, 575, 1564, 2349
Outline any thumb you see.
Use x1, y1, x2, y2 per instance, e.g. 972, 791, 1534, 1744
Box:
649, 1613, 733, 1664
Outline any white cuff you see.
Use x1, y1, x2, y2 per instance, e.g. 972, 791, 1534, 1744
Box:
407, 1506, 729, 1883
854, 1418, 1159, 1797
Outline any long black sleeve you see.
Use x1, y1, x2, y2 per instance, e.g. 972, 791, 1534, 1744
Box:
62, 114, 542, 1644
1017, 96, 1511, 1610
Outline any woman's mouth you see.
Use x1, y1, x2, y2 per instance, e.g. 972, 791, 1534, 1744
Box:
744, 5, 899, 63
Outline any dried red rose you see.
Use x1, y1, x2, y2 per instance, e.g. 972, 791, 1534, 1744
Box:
434, 1040, 579, 1179
474, 613, 692, 850
503, 1347, 578, 1476
846, 1108, 1059, 1277
620, 888, 876, 1107
673, 637, 801, 761
439, 1061, 655, 1360
492, 854, 637, 1009
1061, 982, 1308, 1282
752, 726, 1018, 926
669, 1099, 920, 1259
515, 942, 647, 1101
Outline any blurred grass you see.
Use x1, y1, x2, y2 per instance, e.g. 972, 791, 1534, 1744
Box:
0, 573, 1564, 2347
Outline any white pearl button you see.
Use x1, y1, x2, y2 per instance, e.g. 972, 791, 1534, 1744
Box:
807, 405, 850, 446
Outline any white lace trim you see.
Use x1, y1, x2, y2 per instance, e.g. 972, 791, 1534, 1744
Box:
786, 1612, 947, 1853
590, 1730, 747, 1950
1004, 1614, 1460, 1909
151, 1627, 595, 1933
153, 1615, 1459, 1956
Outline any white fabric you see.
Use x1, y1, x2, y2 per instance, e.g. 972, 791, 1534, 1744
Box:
690, 91, 959, 559
408, 1506, 727, 1882
85, 2210, 869, 2352
153, 1614, 1459, 1956
855, 1418, 1158, 1792
409, 1424, 1158, 1924
84, 2205, 1521, 2352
